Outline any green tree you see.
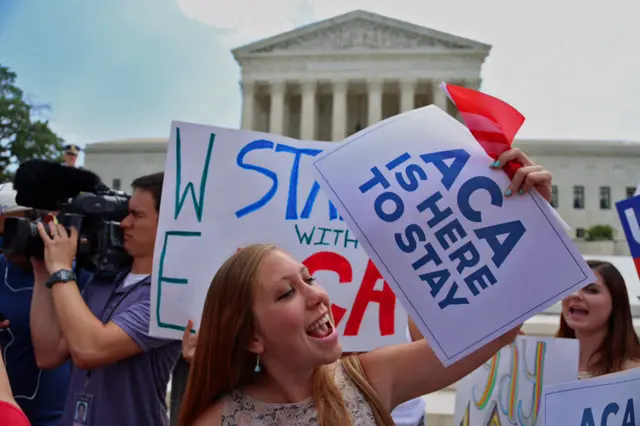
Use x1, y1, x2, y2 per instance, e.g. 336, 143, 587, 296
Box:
0, 64, 63, 181
586, 224, 615, 241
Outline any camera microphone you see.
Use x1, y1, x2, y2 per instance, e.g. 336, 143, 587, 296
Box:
5, 160, 131, 274
13, 160, 104, 210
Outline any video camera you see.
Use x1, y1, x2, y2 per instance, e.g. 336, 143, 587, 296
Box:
2, 160, 132, 276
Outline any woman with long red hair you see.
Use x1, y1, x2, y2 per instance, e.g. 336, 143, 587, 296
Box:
556, 260, 640, 378
179, 149, 554, 426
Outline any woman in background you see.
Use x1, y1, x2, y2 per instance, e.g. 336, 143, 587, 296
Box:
556, 259, 640, 378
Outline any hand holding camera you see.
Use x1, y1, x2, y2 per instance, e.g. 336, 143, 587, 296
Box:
35, 220, 78, 275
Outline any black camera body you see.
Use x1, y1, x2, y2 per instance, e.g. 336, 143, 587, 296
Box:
2, 160, 132, 276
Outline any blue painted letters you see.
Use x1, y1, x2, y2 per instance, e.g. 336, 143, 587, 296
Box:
234, 140, 340, 220
580, 398, 635, 426
362, 148, 526, 310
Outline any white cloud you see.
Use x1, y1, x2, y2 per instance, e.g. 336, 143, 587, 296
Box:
177, 0, 312, 46
177, 0, 640, 140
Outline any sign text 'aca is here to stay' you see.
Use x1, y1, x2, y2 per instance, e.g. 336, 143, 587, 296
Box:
313, 106, 595, 365
150, 121, 410, 351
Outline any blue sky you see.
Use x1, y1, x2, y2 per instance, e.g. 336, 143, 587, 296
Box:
1, 0, 639, 163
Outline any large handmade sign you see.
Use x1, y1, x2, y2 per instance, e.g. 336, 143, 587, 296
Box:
454, 336, 579, 426
541, 367, 640, 425
150, 122, 408, 351
312, 105, 596, 366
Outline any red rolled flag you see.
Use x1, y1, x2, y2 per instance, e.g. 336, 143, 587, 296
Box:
440, 82, 525, 179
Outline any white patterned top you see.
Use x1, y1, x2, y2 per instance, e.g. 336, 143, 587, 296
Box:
221, 361, 377, 425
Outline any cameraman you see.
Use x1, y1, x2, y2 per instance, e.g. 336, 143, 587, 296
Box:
29, 172, 181, 426
0, 185, 88, 426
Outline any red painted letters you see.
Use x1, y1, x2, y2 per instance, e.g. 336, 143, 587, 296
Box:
302, 251, 396, 336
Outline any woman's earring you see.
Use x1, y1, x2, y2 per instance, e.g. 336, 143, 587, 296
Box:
254, 355, 261, 373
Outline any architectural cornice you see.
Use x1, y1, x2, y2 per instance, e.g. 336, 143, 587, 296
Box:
232, 10, 491, 61
85, 139, 168, 154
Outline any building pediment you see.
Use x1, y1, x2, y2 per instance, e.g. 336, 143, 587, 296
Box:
233, 10, 490, 58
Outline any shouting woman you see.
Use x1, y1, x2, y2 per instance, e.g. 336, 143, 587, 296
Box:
179, 149, 553, 426
557, 259, 640, 378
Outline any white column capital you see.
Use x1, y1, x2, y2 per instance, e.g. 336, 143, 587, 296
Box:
432, 80, 449, 111
240, 80, 256, 93
332, 79, 349, 92
269, 81, 286, 135
367, 79, 383, 126
367, 78, 384, 90
300, 79, 317, 140
399, 78, 417, 90
300, 79, 317, 92
241, 81, 256, 130
270, 80, 286, 94
332, 80, 348, 141
399, 79, 416, 113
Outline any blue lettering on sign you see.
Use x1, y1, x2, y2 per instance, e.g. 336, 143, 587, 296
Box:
234, 140, 341, 221
359, 149, 526, 310
419, 149, 470, 191
579, 398, 635, 426
174, 127, 215, 222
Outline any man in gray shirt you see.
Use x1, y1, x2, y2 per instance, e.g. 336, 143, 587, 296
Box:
29, 172, 181, 426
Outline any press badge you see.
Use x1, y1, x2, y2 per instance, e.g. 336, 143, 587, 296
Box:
73, 392, 93, 426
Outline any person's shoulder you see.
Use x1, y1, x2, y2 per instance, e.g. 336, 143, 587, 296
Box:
623, 358, 640, 371
192, 400, 223, 426
0, 401, 30, 426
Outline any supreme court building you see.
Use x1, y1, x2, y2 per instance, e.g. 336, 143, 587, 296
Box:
233, 10, 486, 141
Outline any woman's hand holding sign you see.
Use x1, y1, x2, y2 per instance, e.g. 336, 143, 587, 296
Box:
490, 148, 553, 203
358, 151, 554, 412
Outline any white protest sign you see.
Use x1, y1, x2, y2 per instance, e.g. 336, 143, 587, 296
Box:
454, 336, 579, 426
312, 105, 596, 366
542, 368, 640, 426
150, 122, 408, 351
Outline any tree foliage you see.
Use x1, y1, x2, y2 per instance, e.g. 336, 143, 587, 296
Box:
0, 64, 63, 181
586, 224, 615, 241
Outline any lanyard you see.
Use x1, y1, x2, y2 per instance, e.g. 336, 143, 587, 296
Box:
84, 275, 149, 391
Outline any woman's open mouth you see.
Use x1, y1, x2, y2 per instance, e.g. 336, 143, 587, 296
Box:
568, 307, 589, 317
306, 313, 333, 338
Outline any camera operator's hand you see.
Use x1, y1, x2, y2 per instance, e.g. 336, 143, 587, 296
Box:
30, 258, 51, 282
36, 222, 78, 274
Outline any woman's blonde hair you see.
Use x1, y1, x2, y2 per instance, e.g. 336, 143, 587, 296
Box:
179, 244, 395, 426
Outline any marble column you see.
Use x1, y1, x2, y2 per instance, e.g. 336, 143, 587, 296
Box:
269, 81, 286, 135
300, 80, 317, 140
240, 81, 255, 130
399, 79, 416, 113
331, 80, 348, 141
367, 79, 383, 126
432, 80, 449, 112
